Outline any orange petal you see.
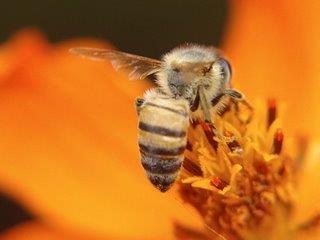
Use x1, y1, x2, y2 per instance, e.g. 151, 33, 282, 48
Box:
223, 0, 320, 136
0, 221, 191, 240
0, 221, 104, 240
0, 29, 202, 239
294, 140, 320, 223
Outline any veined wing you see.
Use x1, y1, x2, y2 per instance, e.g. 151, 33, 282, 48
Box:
70, 47, 162, 80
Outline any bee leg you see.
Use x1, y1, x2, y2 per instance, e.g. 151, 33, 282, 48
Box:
211, 93, 224, 107
235, 99, 253, 124
224, 88, 253, 124
199, 86, 235, 143
135, 98, 145, 115
199, 86, 213, 124
223, 88, 244, 100
190, 91, 200, 112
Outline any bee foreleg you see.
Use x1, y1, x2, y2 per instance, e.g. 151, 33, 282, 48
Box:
223, 88, 253, 124
200, 86, 235, 143
199, 86, 213, 124
223, 88, 244, 100
231, 97, 253, 124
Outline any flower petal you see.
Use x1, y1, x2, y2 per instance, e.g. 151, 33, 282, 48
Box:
294, 140, 320, 224
0, 30, 200, 239
0, 221, 102, 240
224, 1, 320, 136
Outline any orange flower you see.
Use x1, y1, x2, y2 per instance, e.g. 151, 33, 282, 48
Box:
1, 0, 320, 239
177, 99, 310, 240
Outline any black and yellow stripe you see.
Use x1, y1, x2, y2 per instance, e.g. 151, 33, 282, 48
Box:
139, 122, 186, 138
139, 143, 186, 156
137, 97, 189, 192
143, 102, 188, 117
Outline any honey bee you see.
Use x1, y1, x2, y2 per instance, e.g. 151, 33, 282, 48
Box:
70, 44, 246, 192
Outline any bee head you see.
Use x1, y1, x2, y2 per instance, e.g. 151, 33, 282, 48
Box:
166, 60, 213, 96
157, 44, 232, 107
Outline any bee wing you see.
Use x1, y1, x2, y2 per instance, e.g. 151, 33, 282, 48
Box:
70, 47, 162, 80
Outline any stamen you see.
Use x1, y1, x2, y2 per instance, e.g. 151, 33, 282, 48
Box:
200, 121, 218, 151
179, 98, 296, 239
186, 141, 193, 151
267, 98, 277, 128
183, 157, 202, 176
211, 177, 228, 190
273, 128, 284, 154
224, 130, 243, 153
191, 119, 200, 128
254, 160, 269, 174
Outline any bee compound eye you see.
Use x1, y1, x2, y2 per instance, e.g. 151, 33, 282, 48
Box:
218, 58, 232, 83
135, 98, 145, 107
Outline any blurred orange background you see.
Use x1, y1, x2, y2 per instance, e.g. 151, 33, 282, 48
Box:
0, 1, 320, 239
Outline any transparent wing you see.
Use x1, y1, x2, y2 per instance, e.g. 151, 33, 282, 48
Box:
70, 47, 162, 80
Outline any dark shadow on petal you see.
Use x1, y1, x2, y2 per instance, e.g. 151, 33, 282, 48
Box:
0, 192, 35, 233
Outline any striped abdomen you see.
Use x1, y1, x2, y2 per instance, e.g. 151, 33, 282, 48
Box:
137, 96, 189, 192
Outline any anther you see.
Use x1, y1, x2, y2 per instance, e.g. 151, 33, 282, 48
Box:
183, 157, 202, 176
200, 121, 218, 151
224, 130, 243, 153
211, 177, 227, 190
267, 98, 277, 128
273, 128, 284, 154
